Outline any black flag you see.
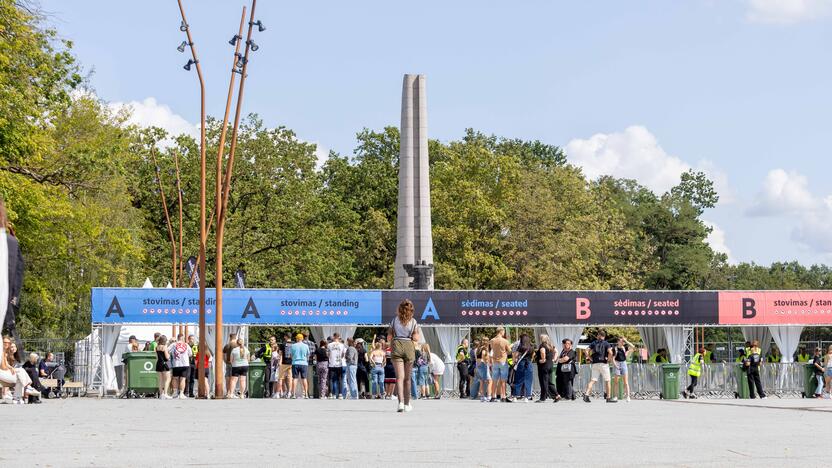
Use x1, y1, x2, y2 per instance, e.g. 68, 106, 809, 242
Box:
185, 255, 200, 287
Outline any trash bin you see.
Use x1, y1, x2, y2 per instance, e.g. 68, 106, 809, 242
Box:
660, 364, 680, 400
610, 364, 625, 399
247, 360, 267, 399
803, 363, 817, 398
122, 352, 159, 397
734, 363, 750, 399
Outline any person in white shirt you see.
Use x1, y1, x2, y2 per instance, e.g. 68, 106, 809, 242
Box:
326, 334, 346, 399
170, 334, 193, 399
429, 351, 445, 399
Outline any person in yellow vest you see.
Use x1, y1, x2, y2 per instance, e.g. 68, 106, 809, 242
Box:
744, 340, 766, 399
186, 335, 198, 397
649, 349, 669, 364
794, 345, 810, 363
682, 347, 705, 399
255, 335, 277, 397
735, 342, 751, 362
766, 346, 782, 363
703, 344, 714, 364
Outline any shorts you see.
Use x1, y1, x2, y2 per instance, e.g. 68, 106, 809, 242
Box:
416, 365, 430, 386
279, 364, 292, 380
172, 366, 189, 378
826, 368, 832, 377
292, 365, 308, 379
614, 361, 628, 376
590, 363, 611, 382
391, 339, 415, 362
491, 362, 509, 381
231, 366, 248, 377
225, 364, 232, 377
384, 363, 395, 383
477, 362, 491, 381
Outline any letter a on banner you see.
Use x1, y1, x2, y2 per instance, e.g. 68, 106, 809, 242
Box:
421, 297, 440, 321
242, 297, 260, 319
105, 297, 124, 318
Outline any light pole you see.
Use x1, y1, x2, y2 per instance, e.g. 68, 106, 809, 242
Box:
215, 0, 264, 398
176, 0, 208, 399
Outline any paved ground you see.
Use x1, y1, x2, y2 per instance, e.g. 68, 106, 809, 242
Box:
2, 396, 831, 467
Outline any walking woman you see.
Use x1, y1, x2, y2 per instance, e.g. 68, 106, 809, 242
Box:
556, 338, 577, 400
536, 334, 559, 402
387, 299, 420, 413
314, 340, 329, 399
228, 338, 249, 399
155, 335, 172, 399
369, 341, 385, 398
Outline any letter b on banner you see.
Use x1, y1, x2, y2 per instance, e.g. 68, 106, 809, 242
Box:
576, 298, 591, 320
742, 298, 756, 319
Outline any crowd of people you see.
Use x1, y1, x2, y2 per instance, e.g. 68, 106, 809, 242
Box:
0, 335, 63, 404
138, 301, 832, 406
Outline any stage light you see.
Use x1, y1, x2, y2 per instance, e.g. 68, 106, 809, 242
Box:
180, 21, 188, 32
184, 59, 197, 71
250, 20, 265, 32
247, 40, 259, 52
177, 41, 188, 53
229, 34, 241, 46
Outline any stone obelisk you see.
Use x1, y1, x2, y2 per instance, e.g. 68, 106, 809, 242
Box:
394, 74, 434, 290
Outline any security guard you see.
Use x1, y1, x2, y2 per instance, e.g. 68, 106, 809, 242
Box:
649, 349, 668, 364
744, 340, 766, 399
456, 339, 471, 398
186, 335, 198, 397
703, 345, 714, 364
255, 335, 277, 397
795, 345, 810, 363
682, 347, 705, 399
735, 342, 751, 362
766, 346, 782, 363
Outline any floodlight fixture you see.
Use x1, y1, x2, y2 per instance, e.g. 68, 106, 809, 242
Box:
247, 40, 259, 52
177, 41, 188, 53
180, 20, 188, 32
250, 20, 265, 32
184, 59, 197, 71
229, 34, 241, 46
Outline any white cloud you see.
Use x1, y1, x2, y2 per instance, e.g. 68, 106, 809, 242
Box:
565, 125, 733, 200
108, 97, 198, 141
746, 0, 832, 24
704, 220, 733, 262
747, 168, 832, 255
747, 169, 818, 216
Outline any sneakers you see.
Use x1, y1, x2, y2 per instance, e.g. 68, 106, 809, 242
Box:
605, 398, 617, 403
760, 396, 768, 400
583, 395, 591, 403
404, 404, 413, 412
626, 396, 631, 402
681, 391, 688, 399
270, 393, 279, 399
24, 386, 40, 397
397, 402, 405, 413
610, 397, 618, 402
688, 394, 696, 400
502, 398, 513, 403
178, 393, 188, 400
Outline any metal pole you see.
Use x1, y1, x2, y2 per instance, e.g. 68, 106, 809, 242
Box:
174, 151, 185, 287
176, 0, 208, 399
214, 6, 248, 399
150, 147, 178, 288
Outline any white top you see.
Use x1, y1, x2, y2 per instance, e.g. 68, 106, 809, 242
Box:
429, 353, 445, 375
327, 342, 345, 367
171, 342, 192, 368
231, 347, 249, 367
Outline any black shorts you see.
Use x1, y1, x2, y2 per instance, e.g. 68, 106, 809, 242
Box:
292, 365, 308, 379
231, 366, 248, 377
172, 367, 189, 378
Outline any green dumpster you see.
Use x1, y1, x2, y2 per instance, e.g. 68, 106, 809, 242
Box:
735, 363, 750, 399
247, 360, 267, 399
122, 352, 159, 396
660, 364, 680, 400
803, 363, 818, 398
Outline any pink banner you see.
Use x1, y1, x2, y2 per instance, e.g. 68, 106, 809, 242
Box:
718, 291, 832, 325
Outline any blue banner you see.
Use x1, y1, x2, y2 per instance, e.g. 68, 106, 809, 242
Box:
91, 288, 382, 325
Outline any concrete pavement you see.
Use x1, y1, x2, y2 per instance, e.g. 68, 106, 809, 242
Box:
1, 396, 830, 467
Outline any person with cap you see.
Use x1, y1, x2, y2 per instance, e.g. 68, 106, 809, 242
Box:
290, 333, 310, 399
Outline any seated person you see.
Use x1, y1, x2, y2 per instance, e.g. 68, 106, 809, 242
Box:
22, 353, 44, 403
38, 352, 62, 397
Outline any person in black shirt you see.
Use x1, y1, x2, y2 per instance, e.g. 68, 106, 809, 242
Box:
583, 330, 616, 403
535, 334, 559, 402
743, 339, 766, 399
811, 347, 824, 398
556, 339, 577, 400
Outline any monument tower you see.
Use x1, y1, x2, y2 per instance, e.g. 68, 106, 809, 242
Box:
394, 74, 434, 290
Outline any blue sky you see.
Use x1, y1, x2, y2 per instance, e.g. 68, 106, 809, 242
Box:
40, 0, 832, 266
